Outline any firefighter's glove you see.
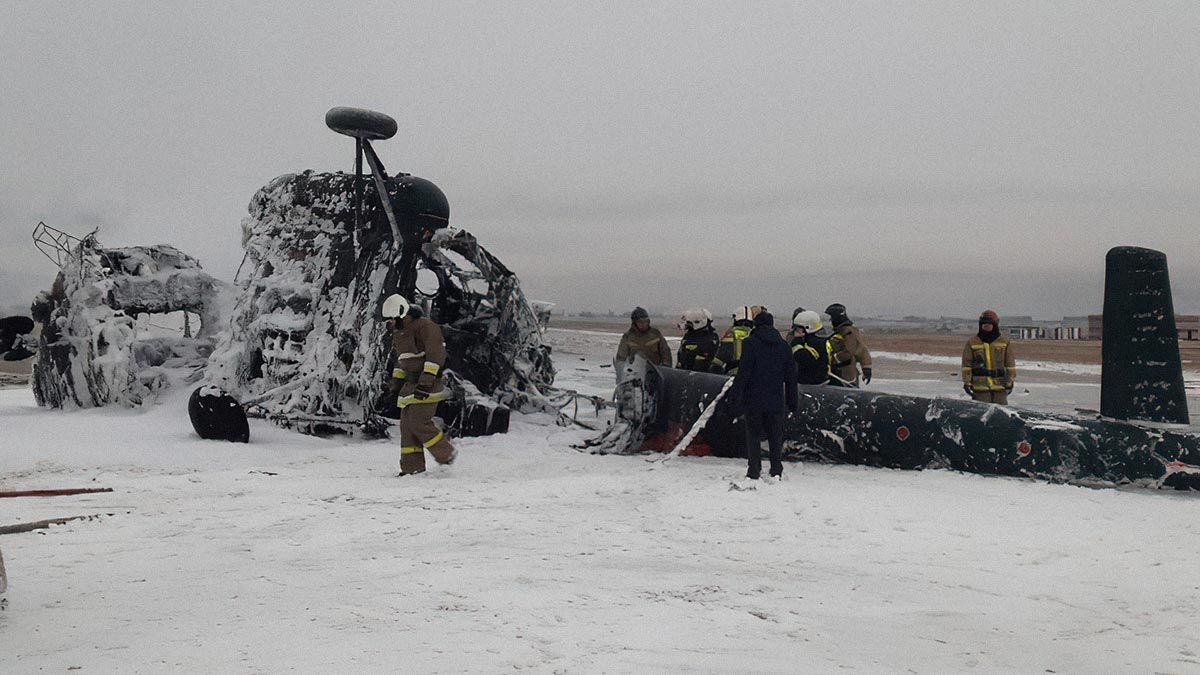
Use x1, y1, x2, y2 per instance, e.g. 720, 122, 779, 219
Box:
413, 387, 431, 400
861, 367, 872, 384
963, 384, 973, 396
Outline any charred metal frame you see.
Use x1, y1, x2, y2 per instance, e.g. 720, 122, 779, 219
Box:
29, 227, 222, 409
205, 107, 602, 437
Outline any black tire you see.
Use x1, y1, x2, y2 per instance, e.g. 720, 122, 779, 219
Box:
1, 347, 33, 362
188, 387, 250, 443
0, 316, 34, 334
325, 107, 397, 140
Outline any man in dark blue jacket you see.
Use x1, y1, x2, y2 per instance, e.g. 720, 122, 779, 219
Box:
730, 312, 798, 480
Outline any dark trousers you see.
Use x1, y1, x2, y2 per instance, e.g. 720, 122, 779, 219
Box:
744, 411, 785, 478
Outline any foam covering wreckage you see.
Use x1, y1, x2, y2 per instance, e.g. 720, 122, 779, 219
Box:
583, 356, 1200, 490
202, 169, 584, 437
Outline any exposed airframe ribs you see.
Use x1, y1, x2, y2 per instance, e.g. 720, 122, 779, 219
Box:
31, 221, 82, 269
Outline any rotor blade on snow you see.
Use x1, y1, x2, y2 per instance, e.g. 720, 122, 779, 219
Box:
0, 488, 113, 499
0, 514, 110, 536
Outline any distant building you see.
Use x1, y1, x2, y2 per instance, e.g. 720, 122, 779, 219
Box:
1062, 316, 1090, 339
1005, 316, 1085, 340
1182, 315, 1200, 340
1087, 314, 1200, 341
1004, 316, 1043, 340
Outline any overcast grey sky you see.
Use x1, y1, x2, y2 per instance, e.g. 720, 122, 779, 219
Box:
2, 1, 1198, 320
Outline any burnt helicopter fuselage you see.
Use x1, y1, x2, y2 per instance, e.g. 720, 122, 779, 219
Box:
198, 107, 569, 437
204, 169, 558, 436
30, 230, 222, 409
598, 357, 1200, 489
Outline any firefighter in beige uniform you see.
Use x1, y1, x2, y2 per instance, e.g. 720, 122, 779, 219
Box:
383, 294, 456, 475
615, 307, 672, 367
961, 309, 1016, 405
825, 303, 873, 386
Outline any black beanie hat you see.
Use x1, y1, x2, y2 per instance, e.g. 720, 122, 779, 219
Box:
630, 306, 649, 322
753, 311, 775, 328
826, 303, 849, 326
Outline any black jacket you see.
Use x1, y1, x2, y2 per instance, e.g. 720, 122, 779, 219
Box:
678, 324, 719, 371
713, 320, 753, 375
790, 333, 831, 385
730, 326, 798, 414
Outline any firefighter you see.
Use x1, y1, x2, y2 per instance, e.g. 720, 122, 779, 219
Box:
676, 307, 719, 372
712, 305, 761, 375
826, 303, 872, 386
790, 310, 831, 385
962, 309, 1016, 404
384, 294, 456, 476
615, 307, 672, 367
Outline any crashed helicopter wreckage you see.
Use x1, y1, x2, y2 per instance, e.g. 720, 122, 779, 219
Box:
584, 247, 1200, 491
201, 106, 601, 437
27, 107, 603, 440
29, 222, 225, 409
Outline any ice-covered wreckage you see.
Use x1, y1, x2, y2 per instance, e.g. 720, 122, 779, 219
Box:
28, 107, 588, 441
587, 247, 1200, 491
202, 107, 576, 437
29, 223, 223, 409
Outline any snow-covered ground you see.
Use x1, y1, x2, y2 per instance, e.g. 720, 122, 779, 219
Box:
2, 328, 1199, 673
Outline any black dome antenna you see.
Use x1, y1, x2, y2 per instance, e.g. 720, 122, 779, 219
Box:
325, 106, 404, 245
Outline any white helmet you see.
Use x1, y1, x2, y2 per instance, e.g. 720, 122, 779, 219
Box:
733, 306, 753, 322
678, 307, 712, 329
381, 294, 410, 319
792, 310, 822, 332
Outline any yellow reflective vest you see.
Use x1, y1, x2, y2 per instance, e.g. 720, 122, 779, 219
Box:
712, 324, 752, 375
961, 335, 1016, 392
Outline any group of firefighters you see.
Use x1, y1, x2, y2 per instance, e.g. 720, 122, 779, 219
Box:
616, 303, 1017, 480
615, 303, 874, 383
376, 288, 1016, 478
616, 304, 1017, 403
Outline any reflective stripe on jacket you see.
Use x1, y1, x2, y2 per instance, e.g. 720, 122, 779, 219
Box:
961, 335, 1015, 392
713, 324, 752, 375
616, 326, 672, 367
829, 324, 871, 383
678, 326, 719, 371
392, 316, 448, 399
790, 333, 831, 385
